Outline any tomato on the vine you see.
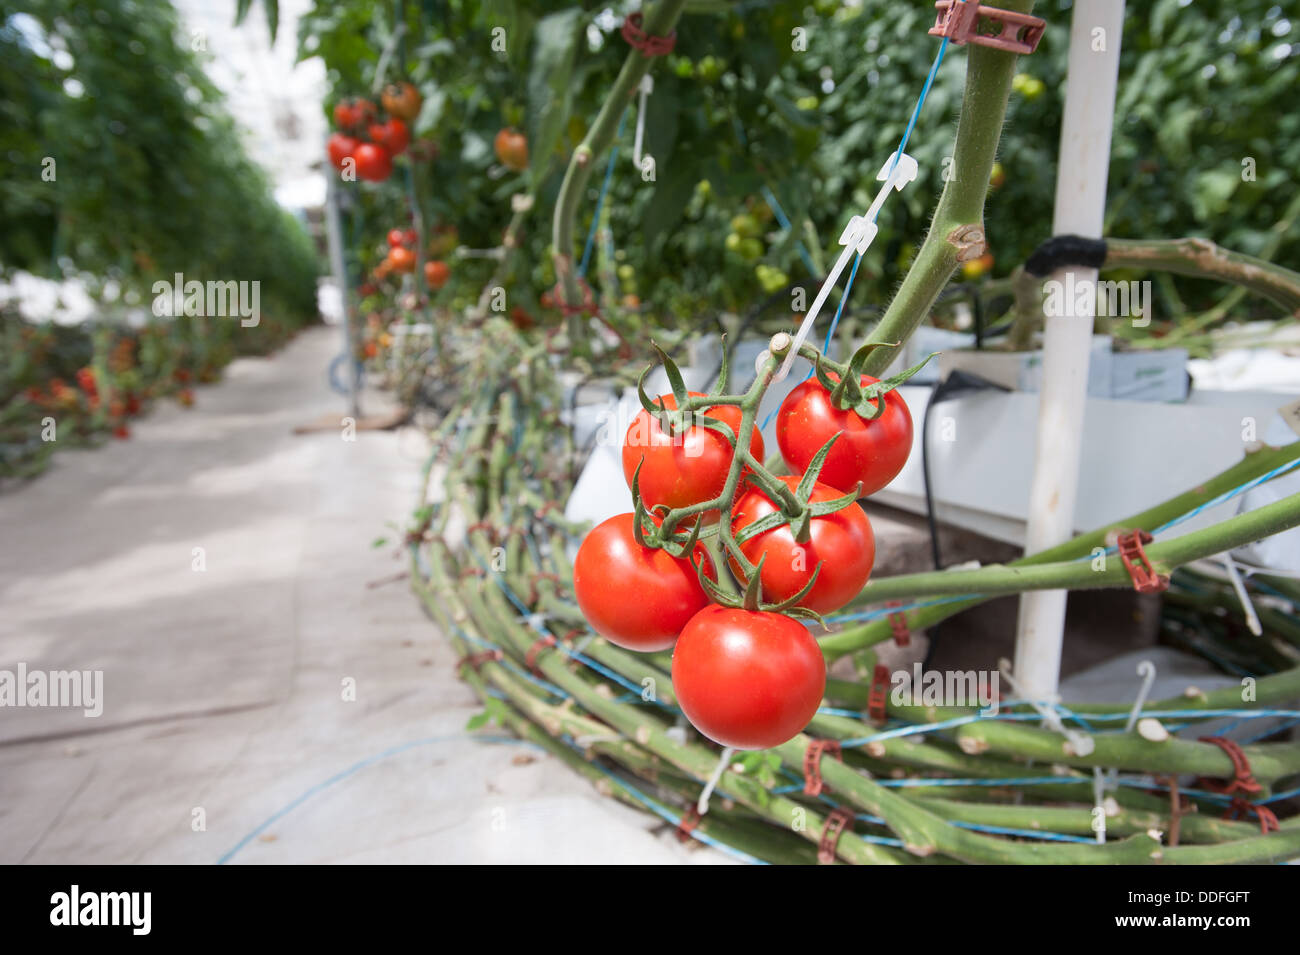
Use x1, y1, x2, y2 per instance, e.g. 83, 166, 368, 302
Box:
369, 117, 410, 156
333, 97, 376, 131
424, 259, 450, 289
573, 513, 712, 652
387, 246, 416, 274
730, 475, 875, 615
386, 229, 406, 249
353, 143, 393, 182
672, 605, 825, 749
622, 391, 765, 512
494, 128, 529, 171
381, 82, 422, 121
775, 375, 913, 497
327, 133, 358, 171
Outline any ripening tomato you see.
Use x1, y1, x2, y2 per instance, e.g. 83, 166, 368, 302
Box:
622, 391, 765, 512
387, 229, 406, 249
327, 133, 359, 171
573, 513, 712, 652
387, 246, 416, 274
369, 117, 409, 156
730, 475, 875, 614
423, 259, 450, 289
381, 82, 422, 121
353, 143, 393, 182
776, 375, 914, 497
672, 605, 826, 749
494, 127, 529, 171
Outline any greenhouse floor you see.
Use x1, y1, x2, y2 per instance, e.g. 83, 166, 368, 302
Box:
0, 326, 727, 865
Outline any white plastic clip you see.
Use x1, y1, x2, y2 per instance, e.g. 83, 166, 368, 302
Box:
1101, 659, 1157, 794
633, 75, 653, 171
773, 151, 917, 383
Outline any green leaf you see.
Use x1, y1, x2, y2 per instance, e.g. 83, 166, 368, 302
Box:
526, 8, 583, 184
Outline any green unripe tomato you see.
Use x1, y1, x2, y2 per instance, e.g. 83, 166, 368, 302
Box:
738, 238, 763, 261
731, 214, 761, 239
617, 264, 635, 281
725, 232, 743, 253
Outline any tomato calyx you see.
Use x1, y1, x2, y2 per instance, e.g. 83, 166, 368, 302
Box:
628, 459, 708, 559
812, 341, 936, 418
634, 342, 739, 447
693, 549, 827, 627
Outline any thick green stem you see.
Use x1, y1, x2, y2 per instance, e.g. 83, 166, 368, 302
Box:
860, 1, 1036, 377
551, 0, 688, 341
821, 440, 1300, 660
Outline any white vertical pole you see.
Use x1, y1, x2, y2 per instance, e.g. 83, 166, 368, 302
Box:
1013, 1, 1125, 698
324, 142, 361, 419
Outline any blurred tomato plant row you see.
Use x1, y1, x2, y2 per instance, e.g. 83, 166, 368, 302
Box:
0, 0, 321, 479
300, 0, 1296, 329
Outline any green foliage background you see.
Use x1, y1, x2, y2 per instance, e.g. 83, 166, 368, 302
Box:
0, 0, 320, 326
298, 0, 1298, 322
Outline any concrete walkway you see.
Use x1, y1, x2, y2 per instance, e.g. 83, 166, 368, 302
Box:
0, 326, 723, 864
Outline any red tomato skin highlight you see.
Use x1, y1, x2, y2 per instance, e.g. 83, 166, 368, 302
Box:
573, 513, 711, 652
731, 475, 875, 615
672, 605, 826, 750
622, 392, 765, 512
776, 375, 914, 497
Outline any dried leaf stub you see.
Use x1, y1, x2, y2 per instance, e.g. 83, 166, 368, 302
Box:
948, 223, 988, 262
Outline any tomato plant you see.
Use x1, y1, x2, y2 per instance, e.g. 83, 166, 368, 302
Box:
573, 513, 712, 652
353, 143, 394, 182
671, 605, 826, 750
424, 260, 450, 289
776, 374, 914, 498
381, 82, 422, 121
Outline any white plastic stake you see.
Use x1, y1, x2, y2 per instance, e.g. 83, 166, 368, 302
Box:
1222, 554, 1263, 636
772, 151, 917, 383
1013, 0, 1126, 700
697, 746, 735, 815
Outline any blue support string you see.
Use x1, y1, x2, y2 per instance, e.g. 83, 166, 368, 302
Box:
577, 108, 629, 279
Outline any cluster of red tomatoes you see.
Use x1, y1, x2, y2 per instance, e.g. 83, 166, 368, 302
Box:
326, 82, 422, 183
573, 370, 913, 750
373, 228, 451, 290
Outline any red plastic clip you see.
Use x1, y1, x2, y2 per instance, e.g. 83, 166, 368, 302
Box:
803, 739, 843, 797
456, 649, 502, 672
525, 635, 557, 677
621, 12, 676, 57
817, 807, 855, 864
676, 805, 702, 843
1197, 736, 1281, 835
1116, 529, 1169, 594
887, 601, 911, 647
867, 664, 891, 725
928, 1, 1046, 55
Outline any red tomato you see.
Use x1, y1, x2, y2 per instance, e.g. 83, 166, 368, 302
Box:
494, 127, 529, 171
387, 229, 406, 248
573, 513, 712, 652
369, 117, 410, 156
333, 98, 376, 131
730, 475, 875, 614
353, 143, 393, 182
423, 259, 450, 289
672, 605, 825, 749
327, 133, 359, 171
776, 374, 914, 497
622, 392, 765, 512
